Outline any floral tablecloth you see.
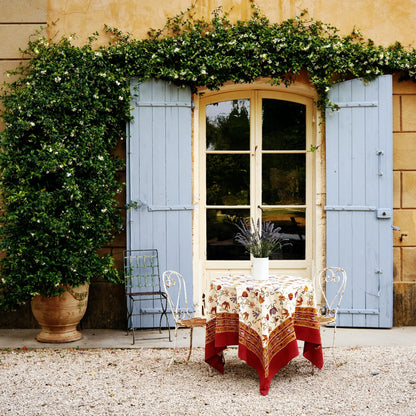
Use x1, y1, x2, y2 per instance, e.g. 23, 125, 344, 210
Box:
205, 275, 323, 395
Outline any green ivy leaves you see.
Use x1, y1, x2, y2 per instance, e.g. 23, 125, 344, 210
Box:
0, 36, 125, 309
105, 7, 416, 110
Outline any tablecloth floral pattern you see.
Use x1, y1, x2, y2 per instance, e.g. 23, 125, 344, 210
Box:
205, 275, 324, 395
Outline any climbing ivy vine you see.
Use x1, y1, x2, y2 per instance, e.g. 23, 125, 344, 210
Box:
106, 6, 416, 109
1, 4, 416, 309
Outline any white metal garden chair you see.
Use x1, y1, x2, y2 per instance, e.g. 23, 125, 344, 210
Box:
162, 270, 206, 366
314, 266, 347, 367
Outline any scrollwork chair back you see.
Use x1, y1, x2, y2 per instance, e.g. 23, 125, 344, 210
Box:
162, 270, 206, 365
314, 266, 347, 365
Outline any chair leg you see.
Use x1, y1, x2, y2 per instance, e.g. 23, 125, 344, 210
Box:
186, 327, 194, 363
167, 326, 179, 369
158, 294, 171, 342
159, 308, 171, 342
331, 324, 339, 367
126, 297, 136, 345
158, 313, 162, 334
311, 324, 339, 375
158, 298, 165, 335
166, 317, 171, 342
126, 300, 132, 338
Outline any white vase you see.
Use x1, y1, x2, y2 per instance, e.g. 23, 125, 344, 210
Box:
252, 257, 269, 280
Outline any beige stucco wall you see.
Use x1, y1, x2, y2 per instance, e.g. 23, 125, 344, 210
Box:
47, 0, 416, 47
0, 0, 46, 122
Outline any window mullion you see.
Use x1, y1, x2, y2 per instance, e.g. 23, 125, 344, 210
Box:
252, 91, 262, 224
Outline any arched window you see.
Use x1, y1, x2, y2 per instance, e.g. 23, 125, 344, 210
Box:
199, 90, 314, 271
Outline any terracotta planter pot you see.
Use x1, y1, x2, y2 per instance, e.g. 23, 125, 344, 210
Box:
31, 283, 89, 343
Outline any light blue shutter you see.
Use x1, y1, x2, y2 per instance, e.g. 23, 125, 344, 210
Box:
127, 79, 193, 328
325, 75, 393, 328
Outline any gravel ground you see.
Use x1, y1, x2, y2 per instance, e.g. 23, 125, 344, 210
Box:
0, 345, 415, 416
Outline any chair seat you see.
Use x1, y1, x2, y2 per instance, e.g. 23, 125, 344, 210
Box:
177, 317, 206, 327
127, 290, 166, 297
317, 315, 336, 325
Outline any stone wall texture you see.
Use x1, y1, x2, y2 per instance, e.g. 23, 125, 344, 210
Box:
393, 75, 416, 325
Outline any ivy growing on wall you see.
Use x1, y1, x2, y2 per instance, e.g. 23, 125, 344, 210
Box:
107, 6, 416, 109
1, 5, 416, 309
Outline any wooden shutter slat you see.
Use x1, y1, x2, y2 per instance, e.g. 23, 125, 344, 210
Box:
325, 75, 393, 328
127, 79, 193, 328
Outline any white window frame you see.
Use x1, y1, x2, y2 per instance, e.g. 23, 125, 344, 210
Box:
192, 81, 321, 305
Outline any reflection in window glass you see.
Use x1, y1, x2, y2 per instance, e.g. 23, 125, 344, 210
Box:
262, 154, 305, 205
262, 208, 305, 260
262, 99, 306, 150
207, 209, 250, 260
206, 154, 249, 205
206, 99, 250, 150
205, 95, 308, 262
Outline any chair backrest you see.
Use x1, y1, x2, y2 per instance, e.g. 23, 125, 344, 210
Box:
123, 249, 161, 294
162, 270, 192, 324
314, 266, 347, 320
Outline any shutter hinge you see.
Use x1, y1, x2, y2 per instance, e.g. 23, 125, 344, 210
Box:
338, 308, 379, 315
131, 200, 194, 212
134, 101, 192, 108
324, 205, 376, 212
331, 101, 378, 108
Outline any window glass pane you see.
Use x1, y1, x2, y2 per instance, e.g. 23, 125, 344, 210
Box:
262, 99, 306, 150
207, 154, 249, 205
206, 99, 250, 150
262, 208, 305, 260
262, 154, 305, 205
207, 209, 250, 260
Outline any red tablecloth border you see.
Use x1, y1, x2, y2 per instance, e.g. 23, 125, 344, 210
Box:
205, 307, 323, 395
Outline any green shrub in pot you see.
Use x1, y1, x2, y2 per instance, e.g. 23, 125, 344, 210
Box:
0, 35, 126, 310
